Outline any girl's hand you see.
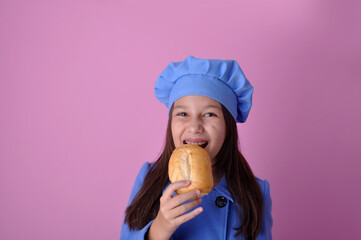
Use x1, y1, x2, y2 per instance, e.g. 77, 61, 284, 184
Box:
147, 181, 203, 240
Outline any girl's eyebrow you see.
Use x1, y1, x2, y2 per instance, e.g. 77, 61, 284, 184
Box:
173, 105, 187, 109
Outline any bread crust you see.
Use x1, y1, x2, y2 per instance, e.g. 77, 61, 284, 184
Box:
168, 145, 213, 196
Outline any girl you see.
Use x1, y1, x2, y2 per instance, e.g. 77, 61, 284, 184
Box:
120, 56, 273, 240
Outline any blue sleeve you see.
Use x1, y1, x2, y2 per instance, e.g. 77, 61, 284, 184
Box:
120, 162, 153, 240
257, 179, 273, 240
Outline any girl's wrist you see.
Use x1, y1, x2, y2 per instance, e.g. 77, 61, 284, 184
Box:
148, 219, 172, 240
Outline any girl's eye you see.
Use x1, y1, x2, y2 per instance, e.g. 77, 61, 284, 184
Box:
204, 112, 217, 117
176, 112, 187, 117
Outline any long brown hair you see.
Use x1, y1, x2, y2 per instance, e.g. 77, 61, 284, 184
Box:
124, 105, 263, 239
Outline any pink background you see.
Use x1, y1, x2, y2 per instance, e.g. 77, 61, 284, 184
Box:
1, 0, 360, 239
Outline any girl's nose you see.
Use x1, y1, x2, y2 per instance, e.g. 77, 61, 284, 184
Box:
187, 118, 203, 133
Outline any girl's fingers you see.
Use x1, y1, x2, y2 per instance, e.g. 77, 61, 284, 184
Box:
156, 182, 204, 232
169, 197, 202, 219
160, 181, 191, 211
168, 189, 200, 209
162, 181, 190, 200
174, 206, 204, 226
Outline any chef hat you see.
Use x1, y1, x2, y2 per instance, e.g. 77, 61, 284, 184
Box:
154, 56, 254, 123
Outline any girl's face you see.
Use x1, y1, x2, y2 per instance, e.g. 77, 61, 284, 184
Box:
171, 95, 226, 161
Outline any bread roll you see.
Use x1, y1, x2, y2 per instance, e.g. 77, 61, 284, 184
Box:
168, 145, 213, 197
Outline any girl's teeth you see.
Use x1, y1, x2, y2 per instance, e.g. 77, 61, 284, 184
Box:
185, 141, 207, 146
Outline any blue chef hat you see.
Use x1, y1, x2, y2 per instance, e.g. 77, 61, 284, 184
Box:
154, 56, 254, 123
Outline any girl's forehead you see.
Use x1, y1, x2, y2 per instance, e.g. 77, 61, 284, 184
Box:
174, 95, 222, 108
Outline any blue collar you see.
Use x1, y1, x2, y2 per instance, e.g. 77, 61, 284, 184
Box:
209, 175, 234, 203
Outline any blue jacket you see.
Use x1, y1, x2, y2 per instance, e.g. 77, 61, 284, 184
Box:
120, 162, 273, 239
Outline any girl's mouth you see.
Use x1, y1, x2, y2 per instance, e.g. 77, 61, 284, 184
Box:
183, 140, 208, 148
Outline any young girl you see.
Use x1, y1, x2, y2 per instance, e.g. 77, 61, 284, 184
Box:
120, 56, 273, 240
